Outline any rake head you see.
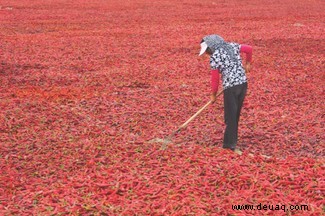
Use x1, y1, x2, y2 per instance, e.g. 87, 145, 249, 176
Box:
148, 136, 174, 150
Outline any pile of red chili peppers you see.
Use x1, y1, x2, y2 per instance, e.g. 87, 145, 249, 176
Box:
0, 0, 324, 215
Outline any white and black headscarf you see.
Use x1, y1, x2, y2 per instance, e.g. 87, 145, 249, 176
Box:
202, 34, 237, 61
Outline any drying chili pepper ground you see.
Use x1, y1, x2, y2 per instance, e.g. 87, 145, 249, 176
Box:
0, 0, 324, 215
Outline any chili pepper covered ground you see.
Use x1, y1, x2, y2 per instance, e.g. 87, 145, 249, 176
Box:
0, 0, 324, 215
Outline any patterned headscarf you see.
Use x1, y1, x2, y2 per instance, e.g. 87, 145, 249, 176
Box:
202, 35, 237, 61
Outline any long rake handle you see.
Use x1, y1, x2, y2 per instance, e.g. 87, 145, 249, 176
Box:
172, 90, 223, 135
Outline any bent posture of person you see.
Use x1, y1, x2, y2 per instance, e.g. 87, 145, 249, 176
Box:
199, 34, 252, 153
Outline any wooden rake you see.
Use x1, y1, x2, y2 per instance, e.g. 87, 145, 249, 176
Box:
149, 90, 223, 149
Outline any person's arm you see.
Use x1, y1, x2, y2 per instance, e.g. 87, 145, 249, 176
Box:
240, 44, 252, 73
210, 69, 219, 103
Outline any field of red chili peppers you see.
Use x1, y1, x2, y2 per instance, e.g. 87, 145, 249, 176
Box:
0, 0, 324, 215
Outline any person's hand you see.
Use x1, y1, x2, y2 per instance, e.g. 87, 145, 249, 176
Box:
211, 93, 217, 104
245, 62, 251, 73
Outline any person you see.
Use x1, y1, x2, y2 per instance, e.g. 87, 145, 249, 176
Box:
199, 34, 252, 154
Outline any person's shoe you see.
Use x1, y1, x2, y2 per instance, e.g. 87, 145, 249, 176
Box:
234, 149, 243, 155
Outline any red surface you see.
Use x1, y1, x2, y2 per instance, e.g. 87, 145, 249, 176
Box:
0, 0, 324, 215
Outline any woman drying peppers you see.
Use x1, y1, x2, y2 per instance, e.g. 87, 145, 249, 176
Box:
199, 34, 252, 154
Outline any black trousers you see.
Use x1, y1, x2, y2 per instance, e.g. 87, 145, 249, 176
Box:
223, 83, 247, 150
